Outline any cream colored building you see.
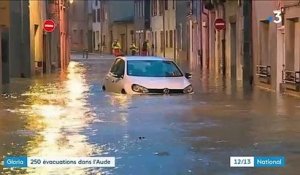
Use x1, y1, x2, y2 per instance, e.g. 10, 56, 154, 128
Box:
99, 0, 134, 54
150, 0, 176, 59
164, 0, 176, 60
278, 1, 300, 96
252, 0, 300, 96
29, 0, 48, 75
112, 20, 134, 55
69, 0, 89, 52
224, 1, 244, 81
150, 0, 164, 57
92, 0, 101, 51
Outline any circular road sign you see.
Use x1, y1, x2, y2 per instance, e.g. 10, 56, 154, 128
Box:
43, 20, 56, 32
214, 18, 226, 31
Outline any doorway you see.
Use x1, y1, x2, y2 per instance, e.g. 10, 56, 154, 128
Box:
230, 22, 237, 79
120, 34, 126, 54
1, 29, 9, 84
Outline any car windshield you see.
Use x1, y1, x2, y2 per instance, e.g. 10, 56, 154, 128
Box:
127, 60, 183, 77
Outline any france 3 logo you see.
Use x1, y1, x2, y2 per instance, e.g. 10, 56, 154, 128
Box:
268, 10, 283, 24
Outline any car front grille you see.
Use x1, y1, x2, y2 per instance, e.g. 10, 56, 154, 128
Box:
147, 89, 184, 94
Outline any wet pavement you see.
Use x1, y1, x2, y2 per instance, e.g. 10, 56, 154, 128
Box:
1, 53, 300, 175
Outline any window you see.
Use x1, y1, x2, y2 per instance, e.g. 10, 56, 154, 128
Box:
173, 0, 175, 9
96, 31, 99, 46
160, 31, 164, 52
127, 60, 183, 77
80, 30, 83, 44
102, 35, 106, 46
97, 9, 100, 22
179, 23, 183, 50
138, 1, 140, 17
155, 31, 157, 53
152, 0, 157, 16
159, 0, 163, 15
165, 0, 168, 10
110, 59, 125, 76
95, 0, 98, 6
166, 31, 168, 48
93, 32, 96, 49
73, 30, 77, 43
92, 9, 96, 22
170, 30, 173, 48
142, 0, 144, 17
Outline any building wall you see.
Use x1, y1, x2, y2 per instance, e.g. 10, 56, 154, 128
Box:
175, 0, 188, 66
0, 1, 9, 84
164, 0, 176, 60
252, 0, 279, 91
0, 28, 2, 85
92, 0, 101, 51
224, 1, 243, 80
47, 0, 60, 71
70, 0, 89, 51
283, 2, 300, 71
29, 0, 46, 75
112, 23, 134, 55
134, 0, 145, 49
100, 0, 134, 54
9, 0, 31, 78
201, 7, 209, 70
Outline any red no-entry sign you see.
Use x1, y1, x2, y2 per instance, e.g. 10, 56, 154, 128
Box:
43, 20, 56, 32
214, 18, 226, 31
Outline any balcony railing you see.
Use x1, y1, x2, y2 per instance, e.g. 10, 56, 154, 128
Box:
256, 65, 271, 84
282, 70, 300, 91
283, 70, 300, 84
256, 65, 271, 77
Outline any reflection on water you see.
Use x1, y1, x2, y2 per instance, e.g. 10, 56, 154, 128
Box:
7, 61, 100, 175
1, 56, 300, 175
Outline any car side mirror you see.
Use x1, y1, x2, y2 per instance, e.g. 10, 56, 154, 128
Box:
185, 73, 192, 79
114, 74, 124, 79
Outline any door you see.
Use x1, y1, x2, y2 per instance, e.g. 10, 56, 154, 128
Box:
111, 59, 125, 93
1, 29, 9, 84
120, 34, 126, 54
230, 23, 237, 79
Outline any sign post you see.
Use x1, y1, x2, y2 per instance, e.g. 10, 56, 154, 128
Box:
43, 20, 56, 32
214, 18, 226, 31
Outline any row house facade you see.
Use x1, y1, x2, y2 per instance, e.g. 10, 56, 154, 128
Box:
253, 0, 300, 96
91, 0, 101, 52
201, 0, 252, 86
134, 0, 151, 54
149, 0, 176, 60
93, 0, 134, 55
0, 0, 70, 86
69, 0, 89, 52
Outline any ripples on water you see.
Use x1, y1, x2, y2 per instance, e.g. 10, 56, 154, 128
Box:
1, 58, 300, 175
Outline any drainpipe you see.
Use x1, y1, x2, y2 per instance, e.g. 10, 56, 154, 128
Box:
199, 0, 203, 68
221, 2, 226, 76
163, 0, 166, 57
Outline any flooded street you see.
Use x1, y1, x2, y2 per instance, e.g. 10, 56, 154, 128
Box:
1, 54, 300, 175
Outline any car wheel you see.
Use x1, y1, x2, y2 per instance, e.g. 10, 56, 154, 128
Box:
102, 85, 106, 91
121, 89, 126, 94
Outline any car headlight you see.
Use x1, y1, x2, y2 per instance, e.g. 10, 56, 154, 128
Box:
131, 84, 149, 93
183, 85, 193, 94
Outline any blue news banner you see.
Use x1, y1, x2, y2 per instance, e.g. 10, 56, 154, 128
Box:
3, 157, 115, 168
230, 156, 285, 168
